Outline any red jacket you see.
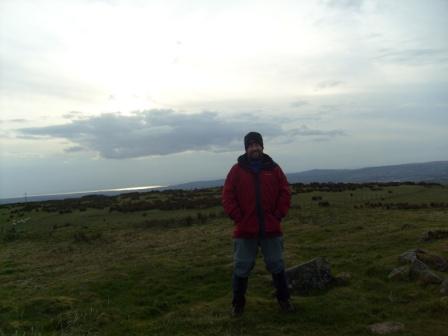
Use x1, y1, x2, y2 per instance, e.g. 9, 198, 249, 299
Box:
222, 153, 291, 238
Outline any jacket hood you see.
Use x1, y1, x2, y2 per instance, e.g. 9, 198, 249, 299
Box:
237, 153, 278, 171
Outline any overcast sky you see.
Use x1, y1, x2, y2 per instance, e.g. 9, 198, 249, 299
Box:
1, 0, 447, 198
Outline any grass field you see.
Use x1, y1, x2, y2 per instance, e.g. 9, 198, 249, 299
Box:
1, 183, 447, 335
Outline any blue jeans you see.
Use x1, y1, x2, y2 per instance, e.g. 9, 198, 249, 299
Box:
233, 236, 285, 278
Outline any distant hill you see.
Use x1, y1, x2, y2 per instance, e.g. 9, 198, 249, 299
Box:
1, 161, 446, 204
286, 161, 448, 184
172, 161, 448, 189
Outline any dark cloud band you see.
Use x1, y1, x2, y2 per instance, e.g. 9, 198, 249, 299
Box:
17, 109, 345, 159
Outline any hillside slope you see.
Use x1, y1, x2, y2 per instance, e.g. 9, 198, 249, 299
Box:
1, 183, 447, 335
173, 161, 448, 189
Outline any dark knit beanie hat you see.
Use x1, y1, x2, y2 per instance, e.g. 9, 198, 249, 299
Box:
244, 132, 264, 150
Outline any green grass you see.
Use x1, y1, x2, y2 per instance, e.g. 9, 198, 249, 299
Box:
1, 184, 447, 335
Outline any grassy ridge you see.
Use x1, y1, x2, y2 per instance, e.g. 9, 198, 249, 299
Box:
1, 183, 447, 335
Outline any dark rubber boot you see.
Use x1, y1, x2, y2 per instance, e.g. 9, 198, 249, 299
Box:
272, 270, 295, 312
232, 274, 248, 317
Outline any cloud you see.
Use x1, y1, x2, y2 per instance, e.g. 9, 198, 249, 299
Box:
322, 0, 365, 12
62, 111, 84, 120
0, 56, 105, 102
16, 109, 347, 159
374, 48, 448, 66
316, 80, 344, 90
320, 104, 342, 111
288, 125, 346, 137
0, 118, 27, 123
290, 100, 309, 108
64, 146, 85, 153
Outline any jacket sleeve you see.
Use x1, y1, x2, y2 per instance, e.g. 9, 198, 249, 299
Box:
274, 166, 291, 220
222, 165, 243, 222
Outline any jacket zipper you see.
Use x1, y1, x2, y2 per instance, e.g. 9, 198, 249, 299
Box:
253, 172, 265, 238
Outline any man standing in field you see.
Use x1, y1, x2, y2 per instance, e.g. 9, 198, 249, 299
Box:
222, 131, 294, 317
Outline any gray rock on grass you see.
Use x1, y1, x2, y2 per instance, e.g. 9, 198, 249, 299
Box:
285, 257, 335, 294
388, 266, 410, 281
421, 229, 448, 242
399, 248, 425, 264
367, 321, 404, 335
399, 248, 448, 272
391, 249, 444, 285
441, 278, 448, 296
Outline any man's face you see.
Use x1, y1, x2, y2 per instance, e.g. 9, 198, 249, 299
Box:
246, 141, 263, 160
